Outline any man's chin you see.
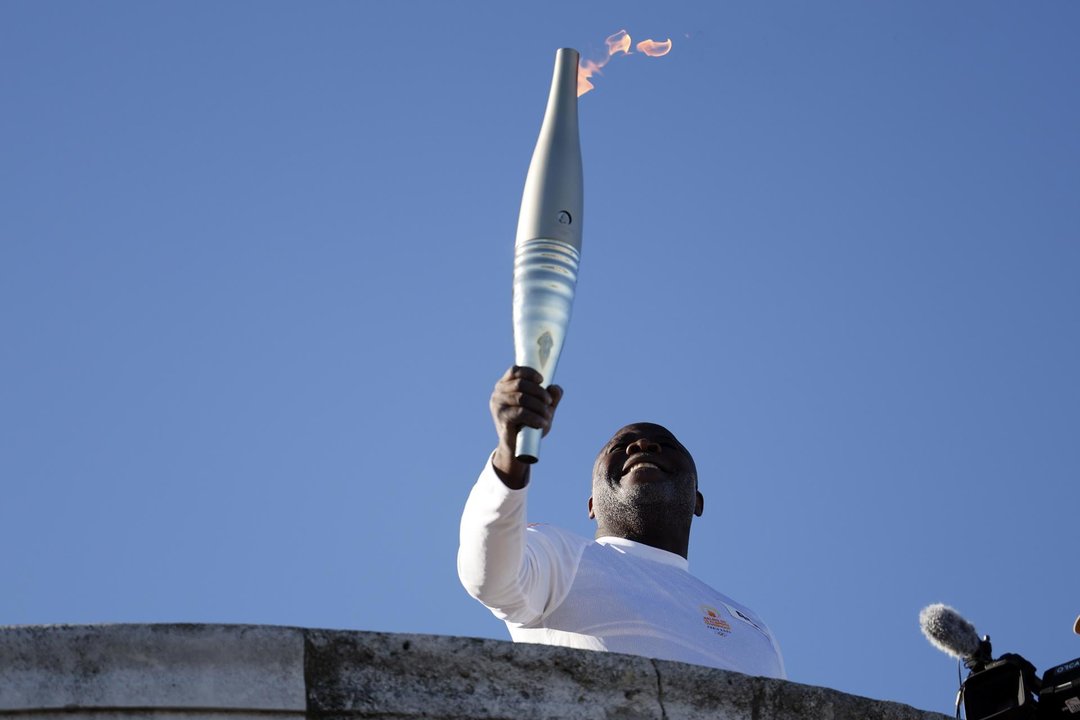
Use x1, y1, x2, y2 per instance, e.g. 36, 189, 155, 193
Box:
616, 482, 680, 506
620, 466, 673, 485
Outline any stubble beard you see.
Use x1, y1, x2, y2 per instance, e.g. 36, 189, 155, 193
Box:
593, 471, 698, 540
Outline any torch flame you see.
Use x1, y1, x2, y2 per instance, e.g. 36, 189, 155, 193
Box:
606, 29, 632, 56
577, 29, 674, 97
636, 38, 672, 57
577, 29, 632, 97
577, 60, 602, 98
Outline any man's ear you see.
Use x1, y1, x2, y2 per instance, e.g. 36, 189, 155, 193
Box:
588, 496, 595, 520
695, 491, 704, 517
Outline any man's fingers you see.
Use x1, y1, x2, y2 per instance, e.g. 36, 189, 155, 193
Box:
490, 368, 563, 447
511, 391, 554, 417
496, 375, 552, 406
490, 390, 553, 421
538, 385, 563, 438
548, 385, 564, 409
497, 406, 551, 433
504, 365, 544, 386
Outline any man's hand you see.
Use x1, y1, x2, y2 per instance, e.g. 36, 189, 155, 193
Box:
489, 366, 563, 489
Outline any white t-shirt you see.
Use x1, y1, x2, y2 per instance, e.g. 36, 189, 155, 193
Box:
457, 456, 786, 679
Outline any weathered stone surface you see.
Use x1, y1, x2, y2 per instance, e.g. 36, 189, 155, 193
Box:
0, 624, 305, 713
0, 624, 950, 720
15, 715, 287, 720
306, 630, 662, 719
654, 659, 948, 720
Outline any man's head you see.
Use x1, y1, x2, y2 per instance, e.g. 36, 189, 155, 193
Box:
588, 422, 704, 558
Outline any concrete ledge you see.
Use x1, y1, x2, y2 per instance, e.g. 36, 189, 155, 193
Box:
0, 624, 305, 715
0, 624, 948, 720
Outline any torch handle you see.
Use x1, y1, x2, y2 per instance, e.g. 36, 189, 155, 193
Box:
515, 427, 543, 464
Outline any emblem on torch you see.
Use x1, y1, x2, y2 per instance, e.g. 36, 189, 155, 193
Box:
512, 48, 584, 463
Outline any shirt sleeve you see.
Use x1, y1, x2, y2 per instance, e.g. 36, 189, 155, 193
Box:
456, 454, 586, 627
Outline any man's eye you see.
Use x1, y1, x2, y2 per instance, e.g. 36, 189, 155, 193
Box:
608, 444, 626, 455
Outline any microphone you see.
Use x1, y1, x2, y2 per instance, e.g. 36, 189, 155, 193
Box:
919, 603, 992, 664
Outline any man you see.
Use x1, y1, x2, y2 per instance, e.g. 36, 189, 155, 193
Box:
457, 366, 785, 678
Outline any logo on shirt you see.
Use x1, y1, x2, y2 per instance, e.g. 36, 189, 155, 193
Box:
700, 605, 732, 637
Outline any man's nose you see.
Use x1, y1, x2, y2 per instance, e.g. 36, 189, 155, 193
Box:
627, 437, 661, 455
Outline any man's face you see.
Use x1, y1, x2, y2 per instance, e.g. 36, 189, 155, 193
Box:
589, 422, 703, 531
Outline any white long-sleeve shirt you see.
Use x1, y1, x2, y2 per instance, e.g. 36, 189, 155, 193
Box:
457, 456, 786, 679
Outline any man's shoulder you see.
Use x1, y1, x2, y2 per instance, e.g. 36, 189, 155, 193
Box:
525, 521, 589, 541
524, 522, 594, 557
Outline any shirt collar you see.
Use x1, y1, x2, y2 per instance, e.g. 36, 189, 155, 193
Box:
595, 536, 689, 571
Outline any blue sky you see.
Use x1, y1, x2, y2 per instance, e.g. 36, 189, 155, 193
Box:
2, 1, 1078, 713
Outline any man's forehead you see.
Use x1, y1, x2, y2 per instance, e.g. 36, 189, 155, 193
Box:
605, 423, 681, 446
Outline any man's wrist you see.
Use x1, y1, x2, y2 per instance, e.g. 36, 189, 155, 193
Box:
493, 445, 530, 490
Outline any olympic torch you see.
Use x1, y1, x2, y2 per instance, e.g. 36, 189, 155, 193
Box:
512, 48, 584, 464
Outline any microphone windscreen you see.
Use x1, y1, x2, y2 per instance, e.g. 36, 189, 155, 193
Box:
920, 603, 982, 659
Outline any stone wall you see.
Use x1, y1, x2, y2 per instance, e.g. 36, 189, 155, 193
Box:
0, 624, 948, 720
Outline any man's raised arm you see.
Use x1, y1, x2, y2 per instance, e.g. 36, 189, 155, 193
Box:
487, 366, 562, 489
457, 367, 570, 624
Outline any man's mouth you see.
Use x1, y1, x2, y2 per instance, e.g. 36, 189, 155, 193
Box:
621, 456, 668, 476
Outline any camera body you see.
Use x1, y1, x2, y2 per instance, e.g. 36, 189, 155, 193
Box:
962, 653, 1080, 720
1038, 657, 1080, 717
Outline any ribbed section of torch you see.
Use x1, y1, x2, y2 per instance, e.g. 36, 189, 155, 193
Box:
512, 238, 580, 376
512, 238, 580, 463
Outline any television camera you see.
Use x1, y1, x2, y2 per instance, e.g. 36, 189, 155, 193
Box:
920, 604, 1080, 720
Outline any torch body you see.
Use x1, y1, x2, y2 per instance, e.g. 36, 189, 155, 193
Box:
512, 48, 584, 463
